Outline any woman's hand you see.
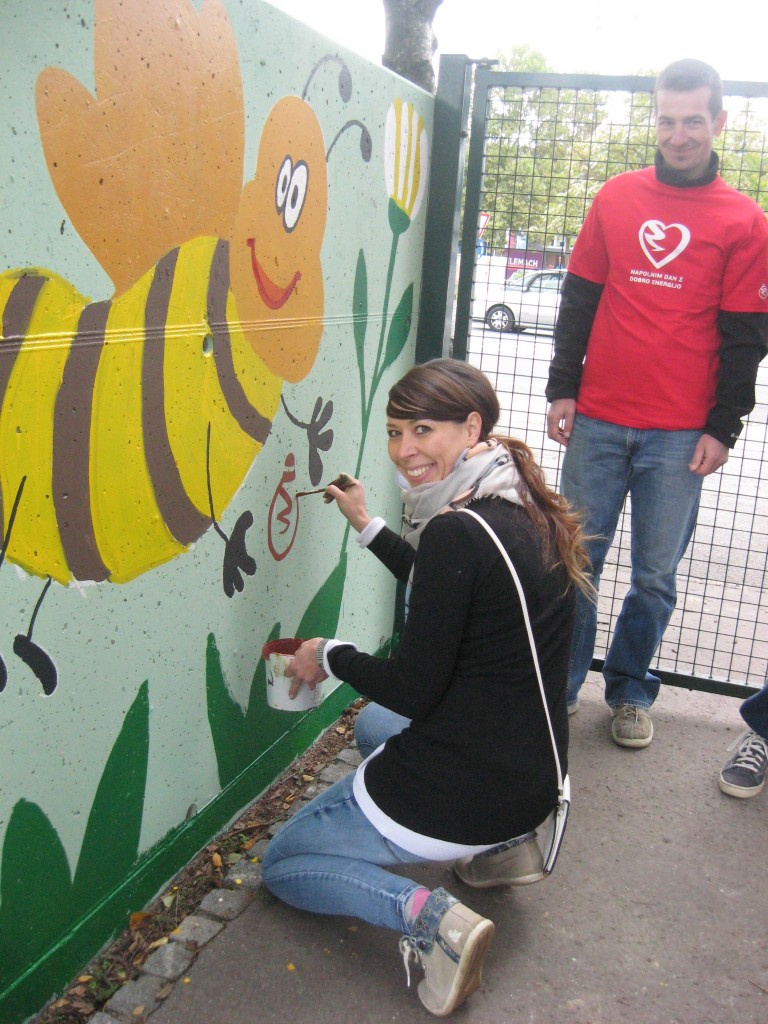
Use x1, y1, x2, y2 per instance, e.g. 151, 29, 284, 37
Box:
325, 477, 371, 533
285, 637, 328, 700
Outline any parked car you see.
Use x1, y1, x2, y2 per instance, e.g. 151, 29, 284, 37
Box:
472, 267, 566, 333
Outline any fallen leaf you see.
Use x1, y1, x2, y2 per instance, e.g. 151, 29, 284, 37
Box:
156, 982, 174, 999
302, 774, 314, 782
148, 937, 169, 950
78, 975, 93, 983
211, 852, 223, 869
129, 912, 154, 930
287, 963, 296, 971
132, 1006, 145, 1017
161, 893, 177, 909
226, 852, 242, 864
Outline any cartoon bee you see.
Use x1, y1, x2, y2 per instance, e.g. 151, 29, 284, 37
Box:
0, 0, 370, 695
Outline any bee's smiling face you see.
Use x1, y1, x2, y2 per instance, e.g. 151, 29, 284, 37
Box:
230, 96, 328, 383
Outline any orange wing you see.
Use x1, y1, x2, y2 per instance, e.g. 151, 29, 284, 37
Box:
35, 0, 245, 295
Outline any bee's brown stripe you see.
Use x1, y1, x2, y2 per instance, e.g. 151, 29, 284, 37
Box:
143, 248, 212, 545
209, 239, 273, 445
1, 273, 48, 550
53, 300, 111, 582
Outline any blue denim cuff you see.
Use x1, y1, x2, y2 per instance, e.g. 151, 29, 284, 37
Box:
408, 886, 457, 952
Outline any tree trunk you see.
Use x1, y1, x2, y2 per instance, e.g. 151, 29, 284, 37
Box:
382, 0, 443, 94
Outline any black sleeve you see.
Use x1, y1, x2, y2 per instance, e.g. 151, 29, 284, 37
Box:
366, 524, 414, 584
705, 311, 768, 447
545, 272, 604, 401
328, 515, 477, 720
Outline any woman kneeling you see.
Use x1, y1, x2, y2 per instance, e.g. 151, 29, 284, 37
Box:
262, 359, 590, 1016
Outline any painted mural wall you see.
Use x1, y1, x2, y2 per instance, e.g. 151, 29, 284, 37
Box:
0, 1, 433, 1019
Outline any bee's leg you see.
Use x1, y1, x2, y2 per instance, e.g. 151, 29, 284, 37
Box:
14, 577, 58, 696
0, 475, 28, 694
206, 423, 256, 598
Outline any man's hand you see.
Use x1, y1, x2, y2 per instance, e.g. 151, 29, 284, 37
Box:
689, 434, 729, 477
547, 399, 577, 446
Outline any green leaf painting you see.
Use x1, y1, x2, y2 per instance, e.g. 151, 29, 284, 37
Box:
0, 682, 150, 989
353, 248, 368, 420
207, 552, 348, 787
381, 283, 413, 376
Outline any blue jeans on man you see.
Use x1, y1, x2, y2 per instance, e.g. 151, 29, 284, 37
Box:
740, 682, 768, 740
561, 414, 704, 710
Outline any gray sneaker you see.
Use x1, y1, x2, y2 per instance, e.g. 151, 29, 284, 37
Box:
611, 704, 653, 748
400, 891, 494, 1017
719, 729, 768, 798
453, 833, 544, 888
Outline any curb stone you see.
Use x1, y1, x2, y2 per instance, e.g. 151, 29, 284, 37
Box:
85, 745, 362, 1023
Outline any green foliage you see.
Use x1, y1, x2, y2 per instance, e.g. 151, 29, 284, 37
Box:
353, 248, 368, 421
207, 552, 349, 787
381, 283, 413, 377
0, 682, 150, 990
478, 52, 768, 256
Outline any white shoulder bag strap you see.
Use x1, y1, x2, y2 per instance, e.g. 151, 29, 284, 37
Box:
459, 508, 570, 875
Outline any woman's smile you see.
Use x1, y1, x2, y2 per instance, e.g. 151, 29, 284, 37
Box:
386, 414, 482, 486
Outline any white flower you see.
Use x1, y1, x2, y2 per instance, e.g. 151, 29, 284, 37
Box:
385, 99, 428, 224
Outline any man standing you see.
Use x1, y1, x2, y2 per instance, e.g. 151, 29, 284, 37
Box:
546, 59, 768, 748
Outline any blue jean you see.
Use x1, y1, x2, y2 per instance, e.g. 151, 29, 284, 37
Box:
561, 414, 703, 710
741, 681, 768, 740
261, 703, 434, 934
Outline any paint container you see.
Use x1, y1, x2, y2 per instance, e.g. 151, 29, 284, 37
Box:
262, 638, 322, 711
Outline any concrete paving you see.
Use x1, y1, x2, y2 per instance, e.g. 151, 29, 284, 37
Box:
98, 675, 768, 1024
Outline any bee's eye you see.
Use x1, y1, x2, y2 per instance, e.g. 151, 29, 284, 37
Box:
275, 157, 293, 212
283, 162, 308, 232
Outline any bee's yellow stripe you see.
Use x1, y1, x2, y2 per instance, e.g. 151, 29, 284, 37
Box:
89, 265, 182, 583
1, 270, 86, 584
0, 272, 45, 547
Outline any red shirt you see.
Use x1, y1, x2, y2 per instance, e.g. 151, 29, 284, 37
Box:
569, 167, 768, 430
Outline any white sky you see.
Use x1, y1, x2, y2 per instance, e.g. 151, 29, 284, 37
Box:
265, 0, 767, 84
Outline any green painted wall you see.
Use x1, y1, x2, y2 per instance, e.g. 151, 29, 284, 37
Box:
0, 2, 433, 1020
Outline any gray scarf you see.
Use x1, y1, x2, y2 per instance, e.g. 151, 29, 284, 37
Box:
400, 440, 524, 550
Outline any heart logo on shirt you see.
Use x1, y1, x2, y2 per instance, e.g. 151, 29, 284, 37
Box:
638, 220, 691, 269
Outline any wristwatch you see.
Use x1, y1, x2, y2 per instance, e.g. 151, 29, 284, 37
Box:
316, 638, 329, 669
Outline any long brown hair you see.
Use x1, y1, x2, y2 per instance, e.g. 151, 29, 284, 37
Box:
387, 359, 594, 598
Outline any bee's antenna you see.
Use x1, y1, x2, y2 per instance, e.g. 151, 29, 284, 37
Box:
302, 54, 352, 103
326, 120, 373, 163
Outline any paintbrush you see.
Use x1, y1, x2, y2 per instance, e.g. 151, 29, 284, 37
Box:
296, 473, 356, 502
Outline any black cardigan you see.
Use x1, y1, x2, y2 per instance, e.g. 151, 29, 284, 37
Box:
328, 497, 574, 845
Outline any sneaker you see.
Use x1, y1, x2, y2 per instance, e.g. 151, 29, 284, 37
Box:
453, 834, 544, 888
611, 704, 653, 748
400, 890, 495, 1017
719, 729, 768, 799
567, 699, 580, 716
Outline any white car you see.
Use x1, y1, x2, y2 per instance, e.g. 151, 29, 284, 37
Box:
472, 267, 566, 333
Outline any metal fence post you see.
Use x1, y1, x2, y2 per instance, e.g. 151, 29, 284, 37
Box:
415, 54, 474, 364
